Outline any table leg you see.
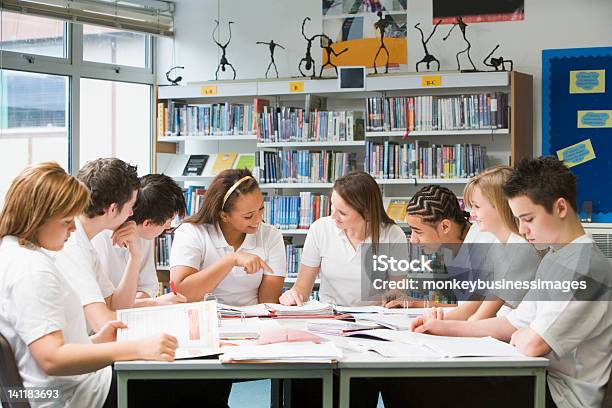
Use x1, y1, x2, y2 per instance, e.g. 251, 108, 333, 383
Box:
534, 369, 546, 408
117, 373, 128, 408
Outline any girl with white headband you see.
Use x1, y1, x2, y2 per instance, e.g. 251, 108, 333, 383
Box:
170, 169, 286, 305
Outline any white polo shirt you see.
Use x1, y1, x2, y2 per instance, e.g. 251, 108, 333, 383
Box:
506, 235, 612, 408
55, 218, 115, 308
91, 231, 158, 298
170, 222, 286, 306
0, 236, 111, 408
300, 216, 408, 306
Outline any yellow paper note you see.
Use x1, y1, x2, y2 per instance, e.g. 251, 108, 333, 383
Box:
289, 81, 304, 93
556, 139, 596, 168
570, 70, 605, 94
577, 110, 612, 128
201, 85, 218, 96
421, 75, 442, 87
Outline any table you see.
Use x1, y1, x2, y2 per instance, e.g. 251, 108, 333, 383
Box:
114, 359, 335, 408
337, 352, 549, 408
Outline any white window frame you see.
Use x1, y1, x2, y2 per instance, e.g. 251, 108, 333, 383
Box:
0, 17, 156, 174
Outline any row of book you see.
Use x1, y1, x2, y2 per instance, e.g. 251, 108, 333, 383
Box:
254, 150, 357, 184
257, 107, 364, 143
365, 93, 509, 132
158, 101, 256, 136
155, 233, 174, 269
263, 193, 331, 230
365, 140, 487, 180
286, 244, 303, 279
183, 185, 206, 217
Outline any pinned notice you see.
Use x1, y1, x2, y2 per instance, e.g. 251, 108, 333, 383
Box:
556, 139, 596, 168
570, 70, 605, 94
578, 110, 612, 128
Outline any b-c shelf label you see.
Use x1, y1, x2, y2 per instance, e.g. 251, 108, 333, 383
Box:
289, 81, 304, 93
421, 76, 442, 87
201, 85, 218, 96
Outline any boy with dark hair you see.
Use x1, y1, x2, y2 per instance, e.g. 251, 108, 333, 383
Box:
92, 174, 188, 306
56, 158, 141, 332
412, 157, 612, 408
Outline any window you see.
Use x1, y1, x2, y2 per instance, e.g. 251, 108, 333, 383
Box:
0, 69, 69, 199
80, 78, 151, 174
83, 25, 148, 68
0, 11, 67, 58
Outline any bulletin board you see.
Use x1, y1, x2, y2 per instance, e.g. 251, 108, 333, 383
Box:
542, 47, 612, 222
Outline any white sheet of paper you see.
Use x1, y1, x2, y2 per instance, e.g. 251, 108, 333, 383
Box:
220, 341, 342, 362
117, 300, 219, 359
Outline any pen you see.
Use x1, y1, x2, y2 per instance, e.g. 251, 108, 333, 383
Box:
170, 280, 178, 295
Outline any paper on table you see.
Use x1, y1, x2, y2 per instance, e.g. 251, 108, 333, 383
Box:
217, 303, 271, 317
219, 318, 281, 340
334, 305, 387, 314
350, 339, 438, 358
265, 300, 334, 316
355, 314, 412, 330
220, 341, 342, 363
117, 300, 219, 359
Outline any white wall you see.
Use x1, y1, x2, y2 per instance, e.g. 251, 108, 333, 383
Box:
157, 0, 612, 154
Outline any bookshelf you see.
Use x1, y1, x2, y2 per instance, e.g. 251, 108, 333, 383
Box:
153, 71, 533, 288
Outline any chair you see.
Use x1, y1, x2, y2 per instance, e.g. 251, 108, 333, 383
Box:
0, 332, 30, 408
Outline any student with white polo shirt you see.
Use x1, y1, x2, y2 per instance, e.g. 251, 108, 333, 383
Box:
170, 168, 286, 304
92, 174, 187, 307
0, 162, 178, 408
279, 171, 407, 307
417, 166, 541, 321
411, 157, 612, 408
380, 184, 497, 310
55, 158, 140, 332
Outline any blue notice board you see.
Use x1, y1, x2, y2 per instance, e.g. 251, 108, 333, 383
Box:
542, 47, 612, 222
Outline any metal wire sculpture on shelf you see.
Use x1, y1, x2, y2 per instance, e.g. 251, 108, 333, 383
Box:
319, 34, 348, 77
414, 20, 441, 72
256, 40, 285, 79
165, 66, 184, 85
442, 16, 478, 72
483, 44, 514, 71
298, 17, 322, 78
213, 20, 236, 80
373, 11, 392, 74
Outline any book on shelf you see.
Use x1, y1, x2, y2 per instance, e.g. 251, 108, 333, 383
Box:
182, 154, 209, 176
365, 93, 509, 132
365, 140, 486, 179
386, 198, 410, 223
234, 153, 255, 172
255, 150, 357, 184
155, 232, 174, 268
184, 185, 207, 216
263, 193, 330, 230
286, 243, 303, 279
159, 100, 255, 136
212, 152, 238, 175
257, 106, 364, 143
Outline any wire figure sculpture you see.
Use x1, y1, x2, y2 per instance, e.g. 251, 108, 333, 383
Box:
256, 40, 285, 79
483, 44, 513, 71
165, 66, 184, 85
442, 16, 477, 72
319, 34, 348, 77
373, 11, 392, 74
212, 20, 236, 80
414, 20, 441, 72
298, 17, 320, 78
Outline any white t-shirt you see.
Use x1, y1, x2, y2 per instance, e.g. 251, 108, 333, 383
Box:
91, 231, 158, 298
170, 222, 286, 306
300, 216, 408, 306
0, 236, 111, 408
506, 235, 612, 408
55, 218, 115, 308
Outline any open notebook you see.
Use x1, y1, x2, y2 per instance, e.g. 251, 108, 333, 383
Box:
117, 300, 220, 359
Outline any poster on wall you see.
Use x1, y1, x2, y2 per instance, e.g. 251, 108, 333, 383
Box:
322, 0, 407, 71
542, 46, 612, 221
433, 0, 524, 24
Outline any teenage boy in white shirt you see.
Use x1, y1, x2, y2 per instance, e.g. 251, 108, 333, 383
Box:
92, 174, 187, 307
411, 157, 612, 408
55, 158, 141, 332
